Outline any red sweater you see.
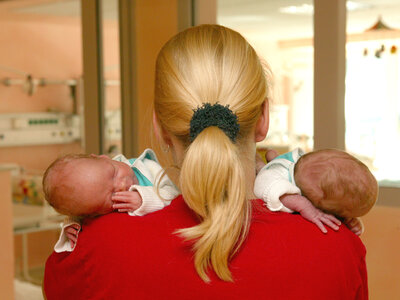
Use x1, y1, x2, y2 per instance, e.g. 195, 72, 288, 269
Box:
44, 196, 368, 299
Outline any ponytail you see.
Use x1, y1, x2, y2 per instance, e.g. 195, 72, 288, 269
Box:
177, 126, 251, 282
154, 24, 269, 282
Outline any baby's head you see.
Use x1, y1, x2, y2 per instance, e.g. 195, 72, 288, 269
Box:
294, 149, 378, 219
42, 154, 137, 217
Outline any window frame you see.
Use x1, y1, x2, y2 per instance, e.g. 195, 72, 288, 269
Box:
314, 0, 399, 207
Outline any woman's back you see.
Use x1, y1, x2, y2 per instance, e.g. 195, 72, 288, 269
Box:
44, 196, 367, 300
45, 25, 368, 299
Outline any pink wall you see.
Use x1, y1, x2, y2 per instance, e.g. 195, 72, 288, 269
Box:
0, 13, 120, 170
0, 171, 14, 299
0, 9, 120, 273
0, 15, 83, 170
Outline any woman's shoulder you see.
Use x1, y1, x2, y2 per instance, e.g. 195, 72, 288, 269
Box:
45, 197, 367, 300
83, 197, 366, 274
85, 197, 365, 256
233, 199, 367, 299
89, 194, 192, 222
81, 195, 196, 238
249, 199, 366, 257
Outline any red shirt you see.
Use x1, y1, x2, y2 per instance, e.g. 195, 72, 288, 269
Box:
44, 196, 368, 299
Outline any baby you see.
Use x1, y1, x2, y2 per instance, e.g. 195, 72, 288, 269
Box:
45, 147, 376, 252
255, 148, 378, 235
42, 149, 179, 252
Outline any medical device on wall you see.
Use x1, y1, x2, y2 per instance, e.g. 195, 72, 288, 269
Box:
0, 112, 80, 147
0, 111, 121, 147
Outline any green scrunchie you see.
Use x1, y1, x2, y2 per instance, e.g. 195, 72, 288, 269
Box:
189, 103, 240, 143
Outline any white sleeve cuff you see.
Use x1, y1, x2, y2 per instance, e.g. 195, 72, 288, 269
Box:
262, 181, 300, 213
54, 216, 81, 253
254, 166, 300, 213
128, 185, 167, 216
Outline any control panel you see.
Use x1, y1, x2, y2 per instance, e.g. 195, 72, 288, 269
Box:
0, 113, 80, 147
0, 111, 122, 147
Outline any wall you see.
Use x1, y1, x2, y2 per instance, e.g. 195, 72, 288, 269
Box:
0, 0, 178, 280
0, 171, 14, 299
135, 0, 178, 151
251, 34, 400, 298
0, 8, 120, 274
361, 205, 400, 299
0, 9, 83, 276
0, 13, 121, 169
0, 14, 83, 169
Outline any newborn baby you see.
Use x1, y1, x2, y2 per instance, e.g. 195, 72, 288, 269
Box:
255, 148, 378, 235
42, 149, 179, 251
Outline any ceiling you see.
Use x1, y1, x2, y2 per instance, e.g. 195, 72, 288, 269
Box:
1, 0, 400, 41
218, 0, 400, 40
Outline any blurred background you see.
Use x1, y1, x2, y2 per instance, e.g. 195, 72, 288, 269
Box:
0, 0, 398, 299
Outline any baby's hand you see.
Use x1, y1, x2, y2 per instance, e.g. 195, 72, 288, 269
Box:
343, 217, 364, 236
112, 190, 143, 213
256, 154, 266, 174
265, 149, 279, 162
299, 205, 342, 234
280, 194, 341, 234
65, 223, 81, 249
256, 149, 279, 173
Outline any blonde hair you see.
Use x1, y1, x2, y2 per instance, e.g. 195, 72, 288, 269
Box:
154, 25, 268, 282
294, 149, 378, 219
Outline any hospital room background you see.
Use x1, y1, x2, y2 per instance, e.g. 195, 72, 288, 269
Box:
0, 0, 399, 299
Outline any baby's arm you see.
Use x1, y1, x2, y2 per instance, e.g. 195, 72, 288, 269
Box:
343, 217, 364, 236
65, 223, 80, 246
280, 194, 341, 233
113, 175, 179, 216
128, 181, 179, 216
54, 216, 82, 253
255, 151, 341, 233
58, 192, 143, 253
254, 163, 300, 213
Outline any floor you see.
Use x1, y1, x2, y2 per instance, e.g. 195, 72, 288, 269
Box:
14, 279, 43, 300
15, 266, 45, 300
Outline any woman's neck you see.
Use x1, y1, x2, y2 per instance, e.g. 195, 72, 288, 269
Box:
238, 141, 257, 200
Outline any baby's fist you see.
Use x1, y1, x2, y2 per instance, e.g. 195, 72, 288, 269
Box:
112, 190, 143, 213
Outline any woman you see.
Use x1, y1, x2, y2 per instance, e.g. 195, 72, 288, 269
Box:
44, 25, 367, 299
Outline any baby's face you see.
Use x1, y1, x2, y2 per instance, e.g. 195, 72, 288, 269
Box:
63, 156, 138, 216
99, 156, 138, 192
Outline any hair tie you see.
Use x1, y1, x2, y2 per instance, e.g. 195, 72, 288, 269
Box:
189, 103, 240, 142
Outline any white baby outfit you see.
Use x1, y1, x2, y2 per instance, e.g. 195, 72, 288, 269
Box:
54, 149, 180, 252
254, 148, 304, 213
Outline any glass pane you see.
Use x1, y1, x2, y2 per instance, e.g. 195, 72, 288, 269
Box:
0, 0, 82, 290
346, 3, 400, 187
101, 0, 121, 157
217, 0, 314, 154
